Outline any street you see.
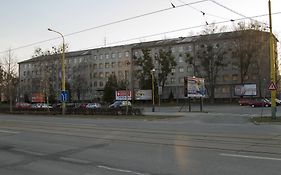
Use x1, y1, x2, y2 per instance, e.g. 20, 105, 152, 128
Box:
0, 105, 281, 175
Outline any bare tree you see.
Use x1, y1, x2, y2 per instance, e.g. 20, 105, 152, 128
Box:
1, 49, 18, 112
157, 49, 177, 94
232, 21, 268, 84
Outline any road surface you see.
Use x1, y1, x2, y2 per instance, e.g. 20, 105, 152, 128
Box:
0, 112, 280, 175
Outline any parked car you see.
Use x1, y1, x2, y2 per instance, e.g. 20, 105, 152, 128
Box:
265, 98, 281, 106
249, 99, 271, 107
109, 101, 131, 109
86, 103, 101, 109
31, 103, 53, 109
238, 98, 254, 106
76, 103, 88, 109
276, 98, 281, 105
15, 102, 31, 109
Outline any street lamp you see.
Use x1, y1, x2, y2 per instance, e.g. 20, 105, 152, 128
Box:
151, 68, 155, 112
48, 28, 66, 115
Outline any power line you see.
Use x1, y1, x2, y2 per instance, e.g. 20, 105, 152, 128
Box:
0, 0, 208, 55
85, 11, 281, 50
177, 0, 229, 21
209, 0, 267, 25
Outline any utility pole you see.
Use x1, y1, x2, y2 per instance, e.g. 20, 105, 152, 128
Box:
268, 0, 276, 119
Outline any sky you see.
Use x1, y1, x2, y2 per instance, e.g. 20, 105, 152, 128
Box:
0, 0, 281, 63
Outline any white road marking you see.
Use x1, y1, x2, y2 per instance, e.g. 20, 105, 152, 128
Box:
13, 148, 45, 156
0, 130, 19, 134
220, 153, 281, 161
60, 157, 91, 164
98, 165, 149, 175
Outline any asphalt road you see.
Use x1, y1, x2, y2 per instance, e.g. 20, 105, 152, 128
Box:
0, 109, 281, 175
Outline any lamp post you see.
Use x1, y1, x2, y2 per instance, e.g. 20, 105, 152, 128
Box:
151, 68, 155, 112
268, 0, 276, 119
48, 28, 66, 115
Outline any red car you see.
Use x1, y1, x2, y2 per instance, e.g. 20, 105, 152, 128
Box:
249, 99, 271, 107
15, 102, 32, 109
238, 98, 254, 106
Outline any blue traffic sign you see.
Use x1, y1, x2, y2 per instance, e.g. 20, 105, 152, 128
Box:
60, 90, 68, 102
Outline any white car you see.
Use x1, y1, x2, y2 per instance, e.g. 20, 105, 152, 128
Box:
86, 103, 101, 109
109, 101, 131, 109
31, 103, 53, 109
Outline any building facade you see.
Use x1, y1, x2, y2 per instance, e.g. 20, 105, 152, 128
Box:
18, 30, 278, 102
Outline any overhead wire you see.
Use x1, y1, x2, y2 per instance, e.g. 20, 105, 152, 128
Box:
209, 0, 267, 26
0, 0, 209, 55
84, 11, 281, 50
1, 1, 280, 56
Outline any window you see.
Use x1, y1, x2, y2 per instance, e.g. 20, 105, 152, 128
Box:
187, 45, 192, 52
222, 86, 230, 93
100, 54, 103, 60
112, 53, 116, 59
111, 62, 116, 68
179, 56, 184, 63
93, 81, 97, 87
134, 51, 139, 57
106, 54, 109, 59
179, 46, 183, 52
179, 67, 184, 73
171, 68, 176, 73
93, 64, 97, 69
179, 77, 184, 84
118, 61, 122, 67
105, 72, 110, 77
99, 63, 103, 68
94, 55, 97, 60
99, 81, 104, 87
118, 52, 122, 58
118, 71, 123, 77
105, 63, 110, 68
93, 73, 98, 78
171, 47, 176, 53
232, 63, 239, 70
223, 75, 230, 81
99, 72, 104, 78
232, 74, 238, 81
125, 51, 129, 57
171, 77, 175, 84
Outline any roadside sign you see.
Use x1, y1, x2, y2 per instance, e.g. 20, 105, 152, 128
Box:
116, 90, 132, 100
268, 82, 277, 90
60, 90, 68, 102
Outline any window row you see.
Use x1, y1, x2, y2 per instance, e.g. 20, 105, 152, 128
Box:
93, 51, 130, 60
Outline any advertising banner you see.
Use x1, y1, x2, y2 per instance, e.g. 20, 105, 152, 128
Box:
115, 90, 132, 100
135, 90, 152, 100
234, 84, 257, 96
31, 93, 45, 103
184, 77, 206, 98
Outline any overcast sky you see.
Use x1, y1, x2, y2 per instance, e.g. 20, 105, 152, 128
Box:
0, 0, 280, 63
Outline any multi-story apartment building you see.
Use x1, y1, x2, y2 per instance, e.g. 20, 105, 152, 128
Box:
18, 30, 278, 102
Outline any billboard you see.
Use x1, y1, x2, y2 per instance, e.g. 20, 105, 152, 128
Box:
115, 90, 132, 100
184, 77, 206, 98
234, 84, 257, 96
135, 90, 152, 100
31, 93, 45, 103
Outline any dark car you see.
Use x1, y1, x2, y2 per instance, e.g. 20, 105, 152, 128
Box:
249, 99, 271, 107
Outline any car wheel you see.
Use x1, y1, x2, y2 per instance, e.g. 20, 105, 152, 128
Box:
265, 104, 269, 107
251, 104, 255, 108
